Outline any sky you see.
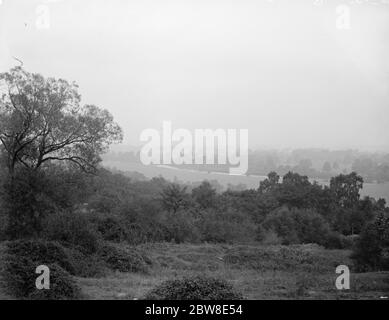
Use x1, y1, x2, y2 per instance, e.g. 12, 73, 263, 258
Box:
0, 0, 388, 151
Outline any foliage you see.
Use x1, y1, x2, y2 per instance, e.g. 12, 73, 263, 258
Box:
6, 240, 76, 274
224, 244, 344, 273
3, 256, 81, 300
0, 67, 122, 174
97, 243, 151, 273
259, 207, 331, 246
2, 240, 82, 299
42, 211, 101, 254
330, 172, 363, 209
91, 213, 131, 243
160, 183, 190, 213
144, 276, 243, 300
352, 212, 389, 271
191, 181, 217, 209
199, 209, 256, 243
159, 209, 201, 244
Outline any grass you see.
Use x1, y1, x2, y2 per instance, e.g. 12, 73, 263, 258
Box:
74, 243, 389, 300
1, 241, 388, 299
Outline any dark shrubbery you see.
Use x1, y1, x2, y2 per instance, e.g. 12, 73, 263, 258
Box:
42, 211, 101, 254
199, 209, 256, 243
6, 240, 76, 275
259, 207, 332, 246
144, 276, 243, 300
223, 245, 345, 273
64, 247, 107, 278
352, 213, 389, 271
97, 243, 151, 273
3, 242, 82, 299
323, 233, 357, 249
93, 214, 130, 243
160, 210, 201, 244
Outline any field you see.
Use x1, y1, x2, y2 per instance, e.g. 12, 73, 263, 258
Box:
72, 243, 388, 300
1, 242, 388, 300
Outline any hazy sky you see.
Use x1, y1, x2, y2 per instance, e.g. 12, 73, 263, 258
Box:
1, 0, 388, 151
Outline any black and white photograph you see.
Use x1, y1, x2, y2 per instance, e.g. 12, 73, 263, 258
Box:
0, 0, 388, 305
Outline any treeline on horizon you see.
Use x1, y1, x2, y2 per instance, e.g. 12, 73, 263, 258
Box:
103, 148, 389, 183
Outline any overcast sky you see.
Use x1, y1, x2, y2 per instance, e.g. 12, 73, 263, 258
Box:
1, 0, 388, 151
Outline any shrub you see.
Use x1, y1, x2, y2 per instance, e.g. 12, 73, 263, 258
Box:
5, 239, 105, 278
260, 207, 331, 246
3, 255, 81, 300
2, 166, 87, 239
144, 276, 243, 300
6, 240, 76, 275
93, 214, 130, 243
352, 213, 389, 271
323, 233, 357, 249
160, 210, 201, 244
223, 245, 345, 273
64, 247, 107, 278
199, 209, 256, 244
256, 226, 282, 245
42, 211, 101, 254
97, 243, 150, 273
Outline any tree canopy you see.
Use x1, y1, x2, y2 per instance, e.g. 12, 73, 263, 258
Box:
0, 67, 123, 174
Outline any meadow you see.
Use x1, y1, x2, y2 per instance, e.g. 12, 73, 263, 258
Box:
66, 243, 388, 300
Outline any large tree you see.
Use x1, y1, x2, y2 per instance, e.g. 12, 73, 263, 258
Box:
0, 67, 123, 174
330, 172, 363, 209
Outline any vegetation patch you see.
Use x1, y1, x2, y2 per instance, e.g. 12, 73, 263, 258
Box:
6, 240, 76, 275
223, 244, 349, 273
98, 243, 151, 274
144, 275, 243, 300
2, 254, 81, 300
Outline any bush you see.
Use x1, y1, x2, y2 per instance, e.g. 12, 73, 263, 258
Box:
97, 243, 151, 273
256, 226, 282, 245
260, 207, 331, 246
223, 244, 345, 273
144, 276, 243, 300
352, 213, 389, 271
6, 240, 76, 275
323, 233, 357, 249
3, 254, 81, 299
5, 239, 105, 279
93, 214, 130, 243
42, 211, 101, 254
160, 210, 201, 244
2, 166, 87, 239
64, 247, 107, 278
199, 209, 256, 244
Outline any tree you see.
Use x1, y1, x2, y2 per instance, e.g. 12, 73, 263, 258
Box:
276, 172, 312, 209
191, 181, 217, 209
160, 183, 189, 213
352, 212, 389, 271
0, 67, 122, 238
258, 171, 280, 194
330, 172, 363, 209
0, 67, 123, 175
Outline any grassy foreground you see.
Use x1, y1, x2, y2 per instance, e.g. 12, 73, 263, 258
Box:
79, 243, 389, 300
1, 242, 388, 300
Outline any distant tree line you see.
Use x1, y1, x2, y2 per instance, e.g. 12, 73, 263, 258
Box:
103, 149, 389, 183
